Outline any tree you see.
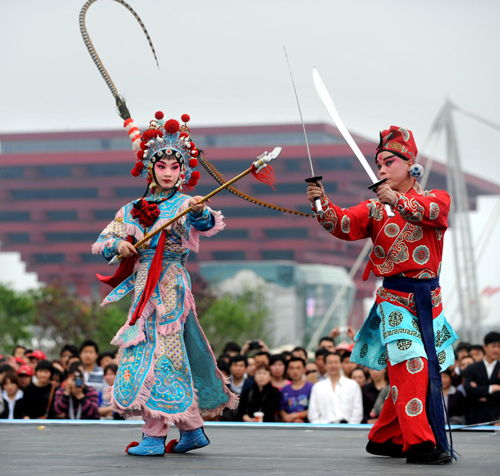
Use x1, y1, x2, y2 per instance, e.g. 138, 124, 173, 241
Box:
0, 285, 34, 355
198, 287, 271, 355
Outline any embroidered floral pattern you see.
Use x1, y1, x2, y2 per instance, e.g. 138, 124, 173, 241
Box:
341, 215, 351, 233
429, 202, 440, 220
391, 385, 398, 404
385, 223, 400, 238
405, 398, 423, 417
413, 245, 430, 265
406, 357, 424, 374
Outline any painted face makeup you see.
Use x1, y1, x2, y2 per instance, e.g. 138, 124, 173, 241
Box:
154, 157, 181, 191
376, 151, 411, 190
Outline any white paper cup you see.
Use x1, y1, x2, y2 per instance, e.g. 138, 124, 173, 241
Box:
253, 411, 264, 423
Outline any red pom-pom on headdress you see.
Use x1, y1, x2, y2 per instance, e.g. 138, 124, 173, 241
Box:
155, 111, 164, 120
181, 114, 190, 123
140, 141, 148, 151
191, 170, 201, 180
143, 130, 152, 141
191, 149, 199, 157
179, 132, 189, 139
165, 119, 180, 134
135, 161, 144, 171
137, 150, 144, 160
189, 158, 198, 168
131, 168, 141, 177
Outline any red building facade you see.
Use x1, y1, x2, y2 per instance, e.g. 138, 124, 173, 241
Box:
1, 123, 498, 327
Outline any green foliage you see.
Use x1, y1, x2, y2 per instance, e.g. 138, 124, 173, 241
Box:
199, 287, 270, 355
0, 285, 34, 355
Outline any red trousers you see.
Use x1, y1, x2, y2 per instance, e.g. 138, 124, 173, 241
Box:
368, 356, 436, 453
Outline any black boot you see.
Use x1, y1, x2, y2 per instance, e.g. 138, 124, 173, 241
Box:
405, 442, 452, 465
366, 440, 405, 458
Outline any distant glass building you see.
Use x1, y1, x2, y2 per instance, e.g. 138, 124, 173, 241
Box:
1, 123, 499, 328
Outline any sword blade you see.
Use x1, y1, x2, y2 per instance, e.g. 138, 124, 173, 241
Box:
312, 68, 394, 217
312, 68, 378, 184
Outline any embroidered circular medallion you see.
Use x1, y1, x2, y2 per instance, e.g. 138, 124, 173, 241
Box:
385, 223, 400, 238
411, 318, 420, 332
398, 128, 410, 141
396, 339, 412, 351
369, 315, 381, 330
405, 398, 423, 417
438, 350, 446, 365
341, 215, 351, 234
435, 330, 441, 347
374, 245, 385, 259
413, 245, 430, 265
391, 385, 398, 404
360, 343, 368, 358
378, 350, 387, 366
406, 357, 424, 374
388, 310, 404, 327
429, 202, 439, 220
323, 221, 334, 233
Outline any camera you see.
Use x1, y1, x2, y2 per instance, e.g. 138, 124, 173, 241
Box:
248, 340, 262, 351
75, 372, 83, 388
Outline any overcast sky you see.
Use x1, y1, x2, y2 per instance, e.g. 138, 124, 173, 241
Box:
2, 1, 500, 330
1, 0, 499, 184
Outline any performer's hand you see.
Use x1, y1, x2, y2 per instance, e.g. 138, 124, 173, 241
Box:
118, 240, 138, 258
189, 196, 209, 214
330, 327, 341, 339
346, 325, 357, 340
375, 183, 398, 207
306, 182, 325, 204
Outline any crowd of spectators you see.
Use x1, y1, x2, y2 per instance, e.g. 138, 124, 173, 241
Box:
1, 329, 500, 426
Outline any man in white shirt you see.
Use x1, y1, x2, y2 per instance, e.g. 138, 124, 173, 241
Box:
308, 352, 363, 424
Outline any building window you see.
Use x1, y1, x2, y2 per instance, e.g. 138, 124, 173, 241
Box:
94, 210, 117, 220
253, 182, 312, 195
0, 211, 30, 222
210, 229, 249, 240
316, 157, 353, 170
34, 253, 65, 264
264, 228, 308, 239
88, 164, 131, 176
0, 167, 23, 179
222, 207, 282, 218
115, 188, 148, 198
80, 253, 104, 263
41, 165, 73, 177
261, 250, 295, 260
212, 251, 246, 260
12, 188, 98, 200
8, 233, 29, 244
46, 232, 99, 243
47, 210, 78, 221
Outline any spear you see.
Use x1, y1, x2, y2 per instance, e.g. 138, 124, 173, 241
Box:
108, 147, 282, 265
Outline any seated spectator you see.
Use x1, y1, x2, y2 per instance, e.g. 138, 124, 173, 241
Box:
292, 347, 308, 362
223, 341, 241, 357
308, 352, 363, 424
17, 365, 34, 390
305, 362, 319, 384
315, 348, 329, 381
23, 360, 56, 419
464, 332, 500, 424
26, 350, 46, 374
79, 339, 104, 393
318, 336, 336, 353
341, 351, 357, 378
442, 369, 466, 425
99, 363, 118, 419
60, 344, 78, 372
351, 367, 369, 388
13, 345, 27, 360
270, 355, 291, 390
54, 362, 100, 420
229, 355, 252, 395
253, 351, 271, 368
361, 368, 388, 423
98, 352, 115, 370
280, 358, 313, 423
457, 355, 474, 396
238, 365, 280, 422
0, 371, 24, 419
216, 359, 230, 378
469, 345, 485, 363
0, 364, 14, 385
246, 357, 256, 377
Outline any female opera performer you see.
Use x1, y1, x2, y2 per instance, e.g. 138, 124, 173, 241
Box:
306, 126, 457, 465
92, 112, 237, 456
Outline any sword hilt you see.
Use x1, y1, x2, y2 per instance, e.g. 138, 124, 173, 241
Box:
305, 176, 324, 217
367, 178, 395, 217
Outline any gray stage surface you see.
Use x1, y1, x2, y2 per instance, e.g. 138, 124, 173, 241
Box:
1, 422, 499, 476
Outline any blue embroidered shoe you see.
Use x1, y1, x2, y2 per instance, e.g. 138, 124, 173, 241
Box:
126, 434, 166, 456
171, 427, 210, 453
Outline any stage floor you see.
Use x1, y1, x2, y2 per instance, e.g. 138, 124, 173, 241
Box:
1, 421, 499, 475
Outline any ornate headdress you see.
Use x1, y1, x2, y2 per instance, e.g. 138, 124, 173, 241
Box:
125, 111, 201, 190
375, 126, 418, 163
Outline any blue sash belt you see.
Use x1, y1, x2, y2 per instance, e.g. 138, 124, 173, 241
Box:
382, 276, 454, 457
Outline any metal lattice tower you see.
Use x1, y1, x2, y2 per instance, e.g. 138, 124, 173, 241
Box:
431, 100, 481, 343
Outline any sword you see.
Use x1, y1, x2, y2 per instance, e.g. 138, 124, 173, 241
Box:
283, 47, 323, 217
312, 68, 395, 217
